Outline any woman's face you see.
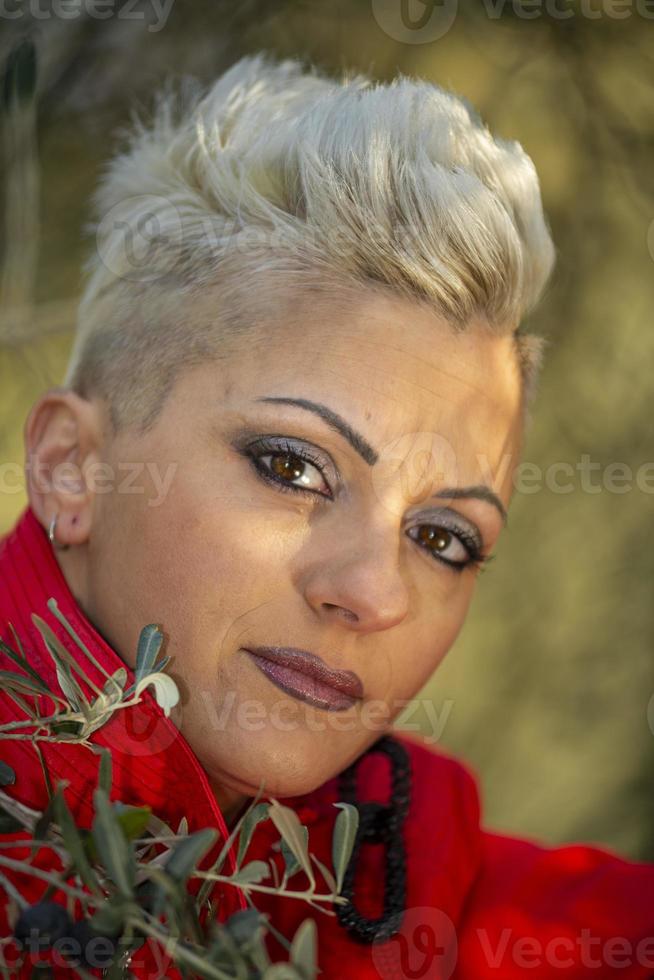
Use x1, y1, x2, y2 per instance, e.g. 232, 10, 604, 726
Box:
56, 285, 523, 812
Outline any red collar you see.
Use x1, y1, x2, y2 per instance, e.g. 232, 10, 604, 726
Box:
0, 505, 248, 921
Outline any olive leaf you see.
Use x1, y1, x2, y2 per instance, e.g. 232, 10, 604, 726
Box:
236, 801, 270, 865
134, 624, 164, 682
0, 670, 53, 700
290, 918, 318, 980
331, 802, 359, 893
0, 760, 15, 786
269, 802, 315, 889
113, 803, 152, 842
280, 836, 304, 879
133, 672, 180, 717
262, 964, 305, 979
98, 748, 112, 794
31, 614, 95, 717
229, 860, 271, 885
92, 788, 134, 898
309, 853, 337, 894
165, 827, 218, 885
0, 635, 52, 693
53, 787, 102, 896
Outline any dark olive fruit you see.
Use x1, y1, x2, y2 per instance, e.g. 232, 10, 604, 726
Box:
13, 902, 73, 947
135, 877, 158, 914
65, 920, 119, 969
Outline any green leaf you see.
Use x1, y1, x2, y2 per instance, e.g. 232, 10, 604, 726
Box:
165, 827, 218, 884
229, 860, 270, 886
0, 670, 51, 699
135, 625, 163, 683
46, 598, 116, 686
280, 837, 302, 879
0, 761, 15, 787
54, 788, 102, 895
98, 749, 112, 794
102, 667, 127, 699
224, 907, 267, 946
0, 805, 23, 833
31, 742, 53, 800
33, 792, 57, 845
32, 615, 99, 716
290, 918, 317, 980
332, 802, 359, 893
269, 802, 314, 886
309, 853, 337, 894
115, 805, 152, 842
54, 663, 84, 713
169, 938, 237, 980
262, 965, 304, 979
0, 636, 50, 692
195, 790, 266, 911
236, 802, 270, 866
50, 718, 83, 737
2, 687, 39, 720
134, 672, 179, 717
146, 863, 189, 922
89, 897, 128, 936
92, 788, 134, 898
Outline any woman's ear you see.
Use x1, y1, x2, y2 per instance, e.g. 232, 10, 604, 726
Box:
23, 387, 105, 548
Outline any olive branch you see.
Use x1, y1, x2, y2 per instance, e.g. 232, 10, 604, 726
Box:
0, 601, 359, 979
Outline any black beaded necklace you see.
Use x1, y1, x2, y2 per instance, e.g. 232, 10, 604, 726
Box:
335, 735, 411, 944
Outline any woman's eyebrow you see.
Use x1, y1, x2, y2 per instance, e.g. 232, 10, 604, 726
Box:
432, 486, 508, 526
256, 396, 379, 465
255, 396, 507, 525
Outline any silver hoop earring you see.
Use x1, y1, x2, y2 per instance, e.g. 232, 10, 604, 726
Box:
48, 514, 70, 551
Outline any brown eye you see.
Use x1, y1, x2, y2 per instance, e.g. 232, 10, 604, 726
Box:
417, 525, 451, 552
271, 454, 305, 482
409, 523, 471, 568
256, 451, 330, 495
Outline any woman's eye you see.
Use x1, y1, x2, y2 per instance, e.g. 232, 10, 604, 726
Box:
408, 523, 476, 569
255, 452, 331, 496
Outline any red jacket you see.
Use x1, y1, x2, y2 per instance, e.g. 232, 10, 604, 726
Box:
0, 505, 652, 979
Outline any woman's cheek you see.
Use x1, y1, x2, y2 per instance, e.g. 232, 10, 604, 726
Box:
387, 599, 472, 700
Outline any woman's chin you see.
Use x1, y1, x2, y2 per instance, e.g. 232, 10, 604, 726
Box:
201, 741, 356, 802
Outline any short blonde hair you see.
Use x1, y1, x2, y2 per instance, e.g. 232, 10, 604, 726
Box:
64, 52, 555, 432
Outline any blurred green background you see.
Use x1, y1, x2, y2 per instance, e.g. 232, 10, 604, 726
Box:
1, 1, 652, 859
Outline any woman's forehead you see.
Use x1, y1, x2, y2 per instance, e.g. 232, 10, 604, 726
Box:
163, 286, 524, 503
220, 287, 521, 433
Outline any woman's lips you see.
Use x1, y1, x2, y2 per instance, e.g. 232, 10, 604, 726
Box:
244, 646, 364, 712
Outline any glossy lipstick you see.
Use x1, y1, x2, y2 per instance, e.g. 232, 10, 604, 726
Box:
244, 646, 364, 712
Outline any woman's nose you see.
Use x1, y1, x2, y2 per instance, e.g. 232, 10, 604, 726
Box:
301, 533, 410, 634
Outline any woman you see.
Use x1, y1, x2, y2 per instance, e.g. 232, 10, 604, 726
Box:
0, 52, 652, 978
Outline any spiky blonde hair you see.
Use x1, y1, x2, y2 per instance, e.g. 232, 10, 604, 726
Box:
64, 52, 555, 432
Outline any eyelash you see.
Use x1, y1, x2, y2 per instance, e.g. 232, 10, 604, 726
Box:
242, 437, 494, 575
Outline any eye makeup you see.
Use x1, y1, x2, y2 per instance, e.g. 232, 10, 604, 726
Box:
235, 434, 338, 499
231, 430, 493, 575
